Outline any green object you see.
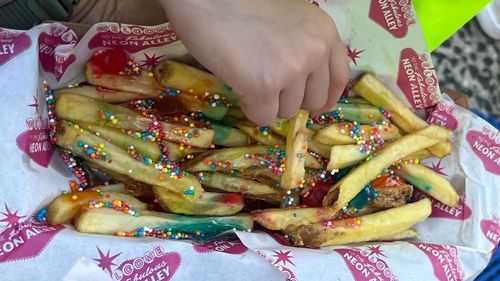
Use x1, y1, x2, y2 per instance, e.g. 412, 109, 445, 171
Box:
0, 0, 76, 30
413, 0, 491, 51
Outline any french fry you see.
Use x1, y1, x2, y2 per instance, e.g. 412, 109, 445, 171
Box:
226, 107, 246, 120
154, 60, 239, 105
377, 228, 418, 241
314, 122, 401, 146
153, 187, 244, 216
78, 122, 162, 161
86, 63, 162, 97
162, 140, 206, 161
281, 110, 310, 190
74, 208, 253, 237
84, 161, 155, 199
56, 93, 215, 148
372, 183, 413, 208
285, 199, 431, 246
177, 93, 229, 120
46, 189, 147, 225
55, 85, 149, 103
211, 123, 252, 147
269, 118, 290, 137
238, 166, 281, 186
183, 146, 321, 172
352, 74, 451, 157
396, 164, 459, 207
401, 149, 432, 161
330, 103, 388, 124
57, 121, 205, 201
197, 172, 280, 201
252, 205, 381, 231
340, 97, 370, 104
307, 140, 331, 159
237, 121, 285, 146
327, 145, 367, 170
323, 125, 452, 214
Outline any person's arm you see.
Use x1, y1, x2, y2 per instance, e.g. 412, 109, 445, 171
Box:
160, 0, 349, 125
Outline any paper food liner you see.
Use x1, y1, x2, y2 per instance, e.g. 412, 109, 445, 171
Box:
0, 1, 498, 280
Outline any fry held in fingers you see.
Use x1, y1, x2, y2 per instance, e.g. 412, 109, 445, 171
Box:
314, 122, 400, 146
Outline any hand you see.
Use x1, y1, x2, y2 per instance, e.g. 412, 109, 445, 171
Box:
160, 0, 350, 125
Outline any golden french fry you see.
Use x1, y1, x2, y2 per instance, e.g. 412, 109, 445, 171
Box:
323, 125, 452, 214
237, 121, 285, 146
162, 140, 206, 161
269, 118, 290, 137
56, 93, 215, 148
352, 74, 451, 157
57, 121, 205, 200
153, 187, 244, 216
86, 63, 162, 97
176, 93, 229, 120
314, 122, 400, 146
55, 85, 149, 103
402, 149, 432, 161
308, 140, 331, 159
327, 145, 367, 170
238, 166, 281, 183
285, 199, 431, 246
74, 208, 253, 237
154, 60, 239, 105
377, 228, 418, 241
46, 189, 147, 225
281, 110, 310, 190
372, 184, 413, 208
396, 164, 459, 207
197, 172, 280, 201
226, 107, 246, 120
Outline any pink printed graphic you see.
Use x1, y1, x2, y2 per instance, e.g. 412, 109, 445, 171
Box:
413, 189, 472, 220
466, 129, 500, 175
88, 23, 178, 53
425, 158, 447, 176
139, 53, 164, 70
16, 117, 56, 168
347, 46, 365, 66
94, 246, 122, 275
38, 24, 77, 77
111, 246, 180, 281
255, 249, 297, 281
480, 216, 500, 253
0, 204, 63, 263
193, 239, 248, 255
427, 100, 458, 130
368, 0, 416, 38
54, 48, 76, 81
335, 245, 398, 281
0, 28, 31, 66
397, 48, 440, 109
412, 243, 463, 281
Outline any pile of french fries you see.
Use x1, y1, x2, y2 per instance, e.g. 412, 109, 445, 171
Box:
45, 49, 459, 246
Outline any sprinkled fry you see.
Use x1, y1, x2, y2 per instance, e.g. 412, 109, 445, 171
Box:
285, 199, 431, 246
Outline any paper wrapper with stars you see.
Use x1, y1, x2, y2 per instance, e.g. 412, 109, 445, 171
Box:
0, 1, 498, 280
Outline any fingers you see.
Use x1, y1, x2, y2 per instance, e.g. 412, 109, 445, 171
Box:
301, 63, 330, 111
239, 91, 280, 126
315, 42, 350, 115
278, 78, 307, 119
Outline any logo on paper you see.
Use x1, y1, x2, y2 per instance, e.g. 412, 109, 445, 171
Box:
480, 216, 500, 253
38, 24, 77, 79
255, 249, 297, 281
368, 0, 416, 38
0, 28, 31, 66
335, 245, 398, 281
93, 245, 181, 281
397, 48, 440, 109
88, 23, 179, 53
412, 243, 464, 281
413, 190, 472, 220
193, 239, 248, 254
16, 117, 56, 168
0, 204, 63, 263
466, 128, 500, 175
427, 100, 458, 131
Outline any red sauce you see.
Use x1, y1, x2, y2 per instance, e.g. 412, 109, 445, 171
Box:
89, 48, 128, 76
302, 180, 331, 207
221, 193, 242, 204
152, 96, 188, 117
